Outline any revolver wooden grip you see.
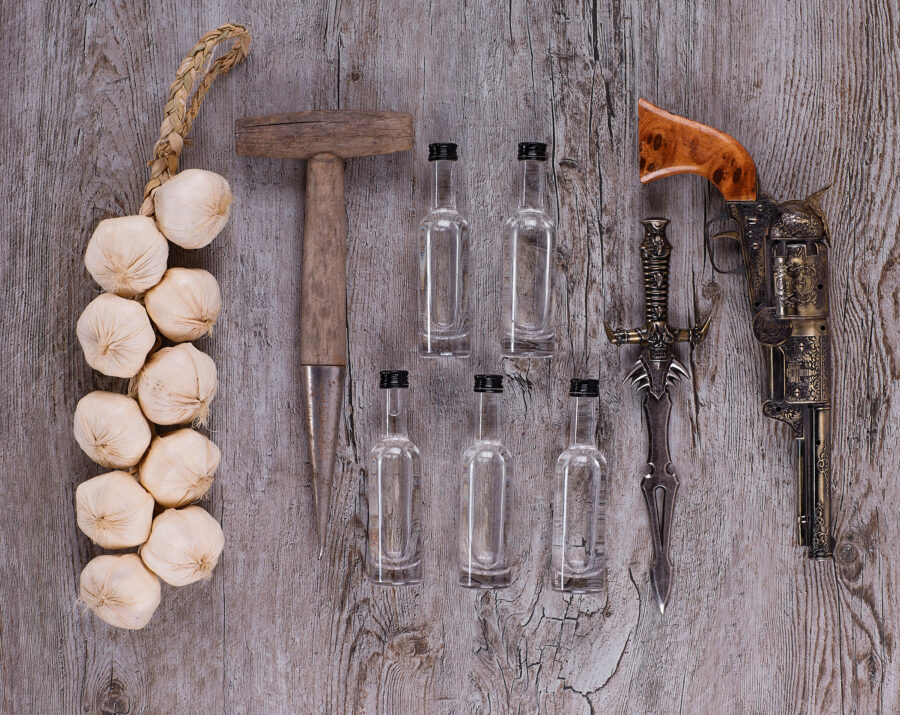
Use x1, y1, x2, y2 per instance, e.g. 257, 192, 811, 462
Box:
638, 98, 758, 201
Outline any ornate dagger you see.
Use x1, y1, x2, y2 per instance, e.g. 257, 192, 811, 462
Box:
605, 218, 710, 613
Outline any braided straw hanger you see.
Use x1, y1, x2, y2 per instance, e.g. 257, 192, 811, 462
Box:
139, 23, 251, 217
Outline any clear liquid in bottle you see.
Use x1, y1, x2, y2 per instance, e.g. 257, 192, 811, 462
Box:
551, 379, 607, 592
459, 374, 512, 588
417, 143, 470, 357
501, 142, 556, 357
367, 370, 423, 585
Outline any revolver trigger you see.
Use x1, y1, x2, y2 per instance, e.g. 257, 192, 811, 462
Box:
704, 215, 744, 276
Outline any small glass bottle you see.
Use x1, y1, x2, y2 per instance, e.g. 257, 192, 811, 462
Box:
501, 142, 556, 357
366, 370, 423, 585
417, 142, 470, 357
459, 374, 513, 588
551, 378, 607, 592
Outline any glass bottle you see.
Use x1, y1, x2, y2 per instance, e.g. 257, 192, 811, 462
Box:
551, 378, 607, 592
417, 142, 470, 357
459, 374, 513, 588
501, 142, 556, 357
366, 370, 423, 585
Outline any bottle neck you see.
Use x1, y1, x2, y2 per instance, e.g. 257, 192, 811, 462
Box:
431, 160, 457, 209
518, 159, 545, 209
383, 388, 408, 436
475, 392, 501, 441
568, 396, 597, 446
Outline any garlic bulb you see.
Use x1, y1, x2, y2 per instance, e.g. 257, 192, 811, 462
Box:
137, 344, 217, 425
84, 216, 169, 297
153, 169, 233, 249
140, 506, 225, 586
76, 293, 156, 378
76, 471, 154, 548
140, 429, 221, 507
80, 554, 161, 630
144, 268, 222, 342
74, 391, 152, 468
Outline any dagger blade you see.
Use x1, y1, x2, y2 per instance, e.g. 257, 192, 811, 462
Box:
631, 355, 686, 613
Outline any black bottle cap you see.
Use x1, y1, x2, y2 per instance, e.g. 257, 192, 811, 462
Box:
569, 378, 599, 397
474, 374, 504, 393
379, 370, 409, 389
518, 142, 547, 161
428, 142, 458, 161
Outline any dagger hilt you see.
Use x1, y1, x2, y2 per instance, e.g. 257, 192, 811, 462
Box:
641, 218, 671, 325
604, 218, 712, 354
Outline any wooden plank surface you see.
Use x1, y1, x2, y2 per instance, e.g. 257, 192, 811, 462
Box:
1, 0, 898, 712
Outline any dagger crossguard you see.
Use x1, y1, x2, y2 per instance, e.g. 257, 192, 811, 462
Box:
604, 218, 712, 397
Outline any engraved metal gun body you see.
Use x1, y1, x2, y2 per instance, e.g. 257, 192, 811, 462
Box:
725, 198, 833, 557
637, 98, 835, 558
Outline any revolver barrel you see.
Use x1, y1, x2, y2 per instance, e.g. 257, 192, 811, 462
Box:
797, 406, 832, 557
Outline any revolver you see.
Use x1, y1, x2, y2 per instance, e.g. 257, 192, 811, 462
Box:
637, 98, 834, 559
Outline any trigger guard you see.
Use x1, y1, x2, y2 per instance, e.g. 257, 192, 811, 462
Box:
704, 218, 744, 275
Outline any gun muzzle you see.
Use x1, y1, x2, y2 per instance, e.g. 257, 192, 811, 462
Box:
797, 406, 834, 558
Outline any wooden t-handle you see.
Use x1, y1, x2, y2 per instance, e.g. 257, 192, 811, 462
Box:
300, 153, 348, 366
638, 98, 758, 201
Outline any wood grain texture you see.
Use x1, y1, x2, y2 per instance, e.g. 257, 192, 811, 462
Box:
235, 111, 414, 159
301, 154, 349, 366
1, 1, 898, 713
637, 98, 758, 201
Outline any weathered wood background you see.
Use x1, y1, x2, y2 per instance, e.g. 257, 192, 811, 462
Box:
2, 0, 898, 712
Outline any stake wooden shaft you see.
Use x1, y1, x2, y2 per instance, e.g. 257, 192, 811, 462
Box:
300, 154, 348, 366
